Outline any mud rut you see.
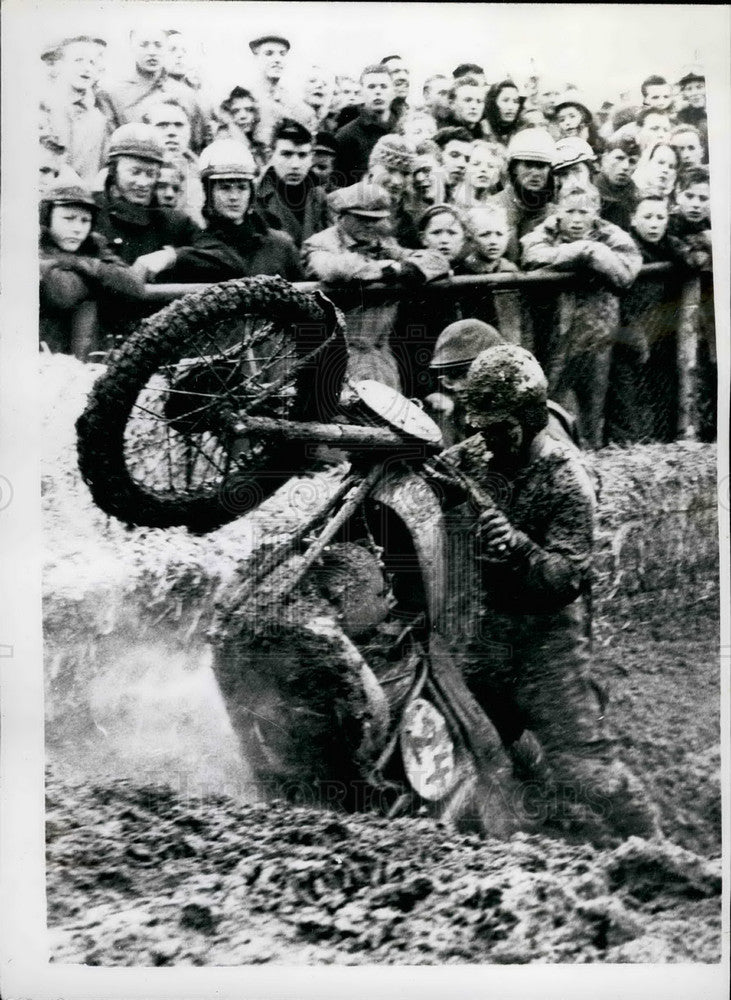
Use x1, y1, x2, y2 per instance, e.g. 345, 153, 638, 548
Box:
42, 355, 722, 964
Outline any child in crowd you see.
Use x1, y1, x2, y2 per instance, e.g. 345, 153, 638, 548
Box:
667, 165, 712, 266
520, 182, 642, 448
605, 193, 683, 443
461, 204, 522, 345
451, 139, 505, 208
155, 160, 186, 210
302, 183, 449, 391
666, 166, 715, 441
39, 181, 145, 359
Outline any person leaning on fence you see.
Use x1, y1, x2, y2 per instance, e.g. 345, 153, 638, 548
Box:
520, 182, 642, 449
39, 180, 145, 360
459, 204, 523, 346
328, 134, 421, 248
162, 139, 303, 283
302, 182, 450, 391
443, 344, 660, 845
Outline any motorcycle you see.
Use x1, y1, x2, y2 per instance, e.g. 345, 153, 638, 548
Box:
76, 276, 526, 836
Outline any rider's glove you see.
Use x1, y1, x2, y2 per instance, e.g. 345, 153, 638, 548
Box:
477, 509, 531, 564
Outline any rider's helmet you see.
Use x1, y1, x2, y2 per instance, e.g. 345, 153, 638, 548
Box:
505, 127, 556, 165
39, 180, 98, 227
198, 140, 258, 221
198, 139, 258, 182
106, 123, 165, 165
552, 136, 596, 174
463, 344, 548, 437
430, 319, 503, 373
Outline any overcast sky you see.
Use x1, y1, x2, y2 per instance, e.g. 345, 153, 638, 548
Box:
33, 1, 730, 110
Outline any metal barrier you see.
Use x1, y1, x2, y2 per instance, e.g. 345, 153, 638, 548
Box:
135, 262, 706, 440
143, 262, 677, 305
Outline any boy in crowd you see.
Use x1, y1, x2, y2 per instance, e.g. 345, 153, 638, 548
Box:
39, 135, 71, 195
604, 191, 683, 445
520, 182, 642, 448
335, 65, 396, 186
461, 205, 522, 345
669, 124, 706, 170
666, 165, 714, 441
302, 183, 449, 390
155, 160, 186, 210
667, 165, 712, 263
97, 28, 210, 154
309, 132, 340, 190
433, 126, 474, 197
640, 75, 674, 113
675, 68, 707, 133
381, 55, 411, 102
255, 119, 329, 248
40, 34, 108, 184
594, 136, 640, 230
39, 181, 145, 359
422, 74, 453, 129
444, 77, 488, 139
143, 98, 204, 224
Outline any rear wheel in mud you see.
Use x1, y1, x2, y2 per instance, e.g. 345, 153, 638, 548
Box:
76, 276, 347, 532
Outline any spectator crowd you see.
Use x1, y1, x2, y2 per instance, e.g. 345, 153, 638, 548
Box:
38, 27, 716, 446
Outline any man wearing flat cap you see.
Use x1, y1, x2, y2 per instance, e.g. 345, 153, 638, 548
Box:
303, 182, 449, 390
249, 31, 312, 146
675, 66, 707, 143
40, 35, 108, 183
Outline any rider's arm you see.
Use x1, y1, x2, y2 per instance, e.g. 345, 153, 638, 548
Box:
479, 463, 595, 612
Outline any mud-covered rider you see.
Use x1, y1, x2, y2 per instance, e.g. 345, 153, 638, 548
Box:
446, 343, 660, 842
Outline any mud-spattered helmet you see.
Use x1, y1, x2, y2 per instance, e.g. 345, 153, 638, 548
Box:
430, 319, 503, 371
107, 123, 165, 165
464, 344, 548, 435
506, 127, 556, 164
199, 140, 257, 182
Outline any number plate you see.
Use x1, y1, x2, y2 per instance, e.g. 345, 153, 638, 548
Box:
400, 697, 458, 801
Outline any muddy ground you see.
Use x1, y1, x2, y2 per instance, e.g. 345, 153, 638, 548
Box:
42, 355, 722, 965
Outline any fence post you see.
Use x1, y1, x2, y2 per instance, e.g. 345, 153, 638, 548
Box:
676, 277, 701, 440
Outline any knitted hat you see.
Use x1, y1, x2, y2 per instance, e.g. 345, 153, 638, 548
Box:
369, 134, 417, 173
